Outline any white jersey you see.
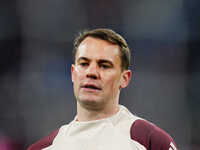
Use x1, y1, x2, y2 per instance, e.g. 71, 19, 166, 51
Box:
28, 105, 178, 150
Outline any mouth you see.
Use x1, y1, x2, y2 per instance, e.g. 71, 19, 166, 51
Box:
81, 84, 102, 91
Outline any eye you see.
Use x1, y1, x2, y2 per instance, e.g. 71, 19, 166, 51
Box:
99, 64, 111, 69
79, 62, 89, 67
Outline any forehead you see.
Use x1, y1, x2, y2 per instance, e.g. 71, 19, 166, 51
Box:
76, 37, 121, 62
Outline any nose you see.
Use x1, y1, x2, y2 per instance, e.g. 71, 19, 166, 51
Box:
86, 63, 99, 79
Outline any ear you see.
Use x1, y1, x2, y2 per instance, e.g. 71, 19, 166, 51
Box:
71, 64, 75, 82
120, 70, 132, 89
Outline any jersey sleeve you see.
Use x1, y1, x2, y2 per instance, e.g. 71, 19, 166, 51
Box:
130, 119, 178, 150
27, 128, 59, 150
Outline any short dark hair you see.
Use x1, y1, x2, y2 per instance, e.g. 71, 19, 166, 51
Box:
73, 28, 131, 71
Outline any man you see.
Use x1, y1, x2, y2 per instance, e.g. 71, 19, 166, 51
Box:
27, 28, 178, 150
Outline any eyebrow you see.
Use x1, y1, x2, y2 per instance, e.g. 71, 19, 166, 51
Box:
77, 57, 89, 63
98, 59, 114, 66
77, 57, 114, 66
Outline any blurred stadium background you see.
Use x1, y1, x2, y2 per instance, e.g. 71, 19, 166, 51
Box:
0, 0, 200, 149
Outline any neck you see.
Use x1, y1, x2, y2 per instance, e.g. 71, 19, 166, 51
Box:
76, 103, 119, 122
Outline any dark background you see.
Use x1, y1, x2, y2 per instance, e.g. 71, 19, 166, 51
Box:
0, 0, 199, 149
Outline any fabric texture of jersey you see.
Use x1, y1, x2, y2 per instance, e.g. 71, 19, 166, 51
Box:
27, 105, 178, 150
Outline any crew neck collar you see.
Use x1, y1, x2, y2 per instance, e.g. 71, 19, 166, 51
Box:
72, 105, 127, 125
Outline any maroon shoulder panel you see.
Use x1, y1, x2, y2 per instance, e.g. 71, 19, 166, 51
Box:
130, 119, 178, 150
27, 128, 59, 150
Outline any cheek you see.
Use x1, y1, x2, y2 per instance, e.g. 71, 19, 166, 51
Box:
103, 73, 121, 89
73, 68, 85, 81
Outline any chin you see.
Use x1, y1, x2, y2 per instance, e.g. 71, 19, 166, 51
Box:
78, 97, 104, 110
79, 94, 101, 102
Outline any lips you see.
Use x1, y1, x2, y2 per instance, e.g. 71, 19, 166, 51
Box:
81, 83, 102, 90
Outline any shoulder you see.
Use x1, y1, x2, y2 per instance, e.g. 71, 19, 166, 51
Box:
26, 123, 71, 150
27, 128, 60, 150
130, 119, 178, 150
